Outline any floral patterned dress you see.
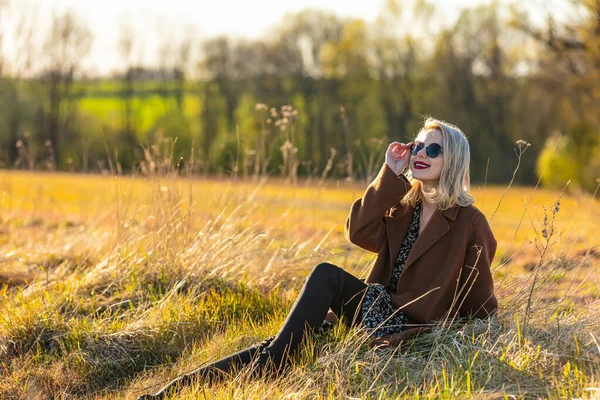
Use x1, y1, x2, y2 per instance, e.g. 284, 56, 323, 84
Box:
360, 199, 422, 337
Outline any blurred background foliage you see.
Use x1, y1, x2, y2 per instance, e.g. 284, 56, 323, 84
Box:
0, 0, 598, 192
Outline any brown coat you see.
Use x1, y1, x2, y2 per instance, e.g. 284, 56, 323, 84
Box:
344, 163, 498, 346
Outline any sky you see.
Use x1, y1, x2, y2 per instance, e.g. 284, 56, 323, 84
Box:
7, 0, 571, 76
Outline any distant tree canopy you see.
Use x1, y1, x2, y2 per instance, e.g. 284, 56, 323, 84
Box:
0, 0, 598, 192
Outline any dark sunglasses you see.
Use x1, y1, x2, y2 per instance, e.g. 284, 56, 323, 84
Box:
410, 141, 443, 158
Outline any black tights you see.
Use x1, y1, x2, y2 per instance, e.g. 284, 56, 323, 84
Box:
141, 263, 367, 398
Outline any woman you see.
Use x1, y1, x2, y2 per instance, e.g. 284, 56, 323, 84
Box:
138, 117, 497, 399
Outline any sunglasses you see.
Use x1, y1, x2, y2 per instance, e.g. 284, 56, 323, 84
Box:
410, 141, 443, 158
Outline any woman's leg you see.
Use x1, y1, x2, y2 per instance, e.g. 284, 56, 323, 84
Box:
138, 262, 366, 399
139, 336, 276, 399
261, 262, 367, 366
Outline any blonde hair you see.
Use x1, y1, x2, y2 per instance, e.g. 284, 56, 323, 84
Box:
401, 117, 474, 210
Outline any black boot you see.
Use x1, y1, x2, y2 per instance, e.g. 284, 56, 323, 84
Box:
135, 335, 278, 399
247, 347, 288, 381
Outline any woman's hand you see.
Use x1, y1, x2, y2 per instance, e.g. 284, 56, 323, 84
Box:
369, 333, 404, 349
385, 141, 413, 176
369, 337, 391, 349
324, 310, 339, 323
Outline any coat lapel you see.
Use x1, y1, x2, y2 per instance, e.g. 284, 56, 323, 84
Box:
403, 210, 450, 271
386, 204, 460, 274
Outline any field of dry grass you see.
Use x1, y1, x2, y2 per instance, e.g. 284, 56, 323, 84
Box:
0, 167, 599, 399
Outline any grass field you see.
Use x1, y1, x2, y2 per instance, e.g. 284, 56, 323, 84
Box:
0, 168, 599, 399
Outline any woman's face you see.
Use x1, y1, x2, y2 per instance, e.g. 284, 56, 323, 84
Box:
409, 129, 444, 184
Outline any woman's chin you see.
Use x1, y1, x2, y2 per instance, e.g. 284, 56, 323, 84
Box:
411, 169, 429, 180
411, 169, 440, 183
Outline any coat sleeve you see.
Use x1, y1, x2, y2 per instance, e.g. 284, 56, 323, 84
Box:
458, 210, 498, 319
344, 163, 412, 253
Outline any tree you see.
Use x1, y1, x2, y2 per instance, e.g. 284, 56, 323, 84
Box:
0, 0, 8, 76
200, 37, 237, 131
156, 23, 195, 113
369, 0, 435, 146
511, 0, 600, 191
424, 4, 523, 182
0, 1, 39, 166
271, 10, 343, 167
118, 24, 139, 168
38, 11, 92, 168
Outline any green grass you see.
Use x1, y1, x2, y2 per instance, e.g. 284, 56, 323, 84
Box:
0, 167, 599, 399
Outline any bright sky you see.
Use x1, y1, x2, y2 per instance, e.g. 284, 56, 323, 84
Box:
10, 0, 568, 76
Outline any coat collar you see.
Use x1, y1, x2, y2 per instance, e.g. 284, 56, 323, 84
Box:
386, 203, 460, 273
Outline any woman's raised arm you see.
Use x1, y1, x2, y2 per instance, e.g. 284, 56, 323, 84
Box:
344, 142, 413, 253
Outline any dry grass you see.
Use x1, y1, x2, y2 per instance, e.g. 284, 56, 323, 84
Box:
0, 167, 599, 399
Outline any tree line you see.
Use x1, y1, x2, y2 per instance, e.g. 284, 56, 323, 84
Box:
0, 0, 598, 192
